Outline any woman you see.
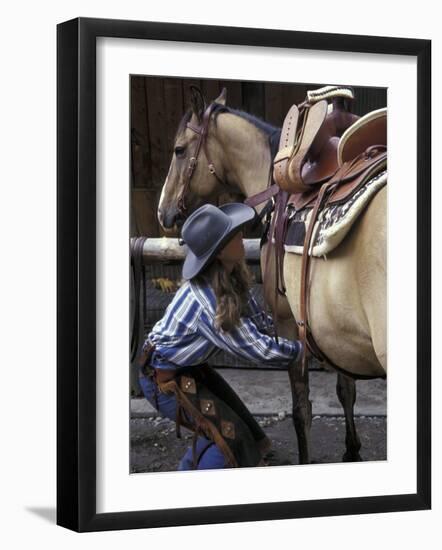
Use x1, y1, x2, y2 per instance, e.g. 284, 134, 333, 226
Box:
138, 203, 302, 470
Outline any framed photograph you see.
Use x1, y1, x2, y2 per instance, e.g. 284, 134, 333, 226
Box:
57, 17, 431, 532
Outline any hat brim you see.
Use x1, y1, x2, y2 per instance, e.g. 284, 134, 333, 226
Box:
182, 203, 256, 280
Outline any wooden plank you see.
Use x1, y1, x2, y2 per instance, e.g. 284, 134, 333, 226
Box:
144, 77, 169, 189
182, 77, 203, 114
288, 82, 312, 106
219, 79, 242, 109
352, 86, 387, 116
131, 188, 160, 237
130, 186, 137, 236
264, 82, 286, 127
242, 81, 265, 119
201, 78, 222, 105
130, 76, 151, 188
281, 82, 302, 119
163, 77, 184, 159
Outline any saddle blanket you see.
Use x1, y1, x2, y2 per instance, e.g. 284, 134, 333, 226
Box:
283, 170, 387, 257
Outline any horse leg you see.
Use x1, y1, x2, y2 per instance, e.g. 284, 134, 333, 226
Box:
260, 244, 313, 464
336, 373, 362, 462
288, 359, 312, 464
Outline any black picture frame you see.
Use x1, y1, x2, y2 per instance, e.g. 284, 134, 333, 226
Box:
57, 17, 431, 532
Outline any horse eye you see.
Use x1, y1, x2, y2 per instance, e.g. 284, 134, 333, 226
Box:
174, 146, 186, 157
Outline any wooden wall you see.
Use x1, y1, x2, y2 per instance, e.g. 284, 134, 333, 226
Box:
130, 77, 387, 237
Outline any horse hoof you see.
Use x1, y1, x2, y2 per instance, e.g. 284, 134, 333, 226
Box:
342, 452, 363, 462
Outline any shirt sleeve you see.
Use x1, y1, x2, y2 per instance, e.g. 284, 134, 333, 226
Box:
198, 305, 302, 368
247, 290, 277, 336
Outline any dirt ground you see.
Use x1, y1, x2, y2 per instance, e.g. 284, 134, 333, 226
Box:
130, 414, 386, 473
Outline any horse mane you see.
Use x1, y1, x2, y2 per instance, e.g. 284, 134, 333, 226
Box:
211, 103, 280, 136
175, 103, 281, 160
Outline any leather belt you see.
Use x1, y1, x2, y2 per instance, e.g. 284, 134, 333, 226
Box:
154, 368, 176, 383
138, 340, 177, 383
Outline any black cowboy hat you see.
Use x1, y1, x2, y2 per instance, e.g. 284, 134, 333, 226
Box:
181, 203, 256, 280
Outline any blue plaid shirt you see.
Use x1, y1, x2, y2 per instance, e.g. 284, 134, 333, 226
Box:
145, 277, 301, 370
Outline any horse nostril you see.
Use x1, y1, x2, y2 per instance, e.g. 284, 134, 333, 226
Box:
162, 208, 180, 229
175, 214, 185, 229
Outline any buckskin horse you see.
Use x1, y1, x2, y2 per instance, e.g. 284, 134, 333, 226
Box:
157, 85, 386, 464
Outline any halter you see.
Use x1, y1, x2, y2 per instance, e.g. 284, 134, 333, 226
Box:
177, 102, 226, 217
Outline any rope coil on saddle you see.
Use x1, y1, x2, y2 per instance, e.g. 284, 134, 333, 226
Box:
306, 85, 355, 104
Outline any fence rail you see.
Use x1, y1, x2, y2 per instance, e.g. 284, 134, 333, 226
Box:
130, 237, 262, 263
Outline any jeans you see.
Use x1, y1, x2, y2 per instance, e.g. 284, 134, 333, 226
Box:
138, 369, 226, 470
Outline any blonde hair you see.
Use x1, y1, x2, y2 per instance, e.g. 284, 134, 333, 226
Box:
195, 258, 254, 332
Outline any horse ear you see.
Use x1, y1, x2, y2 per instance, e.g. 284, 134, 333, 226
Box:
189, 85, 206, 123
214, 87, 227, 106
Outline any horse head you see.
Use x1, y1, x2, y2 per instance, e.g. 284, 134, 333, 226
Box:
158, 86, 243, 234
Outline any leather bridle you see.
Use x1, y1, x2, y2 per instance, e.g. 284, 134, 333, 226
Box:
176, 101, 280, 224
177, 102, 225, 217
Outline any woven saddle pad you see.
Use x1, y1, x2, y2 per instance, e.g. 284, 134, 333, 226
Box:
283, 169, 387, 258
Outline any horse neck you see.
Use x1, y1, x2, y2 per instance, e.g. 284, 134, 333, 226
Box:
215, 113, 274, 200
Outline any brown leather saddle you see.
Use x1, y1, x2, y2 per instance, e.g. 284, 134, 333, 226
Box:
273, 86, 360, 194
287, 104, 387, 212
259, 86, 387, 375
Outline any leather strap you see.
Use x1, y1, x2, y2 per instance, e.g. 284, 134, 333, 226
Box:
298, 181, 334, 373
130, 236, 148, 363
244, 182, 279, 208
154, 367, 176, 384
258, 187, 292, 346
274, 190, 289, 296
178, 102, 225, 216
260, 191, 281, 343
273, 104, 299, 190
